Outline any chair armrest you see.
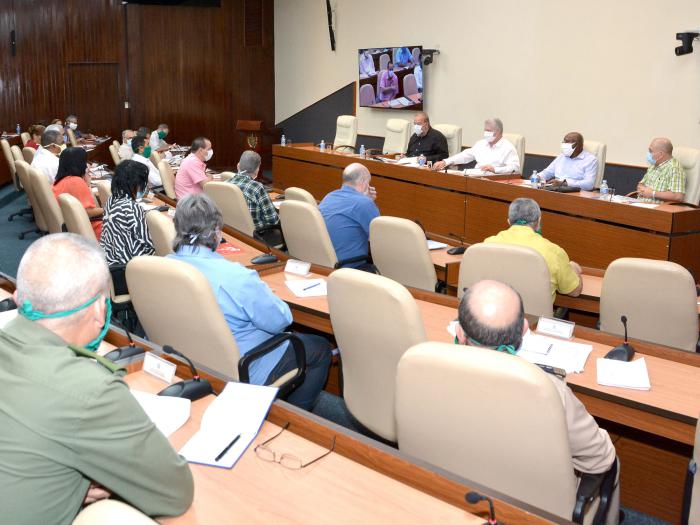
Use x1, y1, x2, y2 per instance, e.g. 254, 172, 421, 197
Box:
572, 457, 618, 524
334, 145, 356, 152
0, 298, 17, 313
334, 254, 370, 269
238, 333, 307, 397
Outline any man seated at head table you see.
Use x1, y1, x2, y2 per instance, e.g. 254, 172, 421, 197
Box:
31, 128, 64, 184
149, 123, 173, 154
0, 233, 193, 524
64, 114, 95, 143
540, 132, 598, 191
319, 163, 380, 270
168, 194, 332, 410
454, 279, 619, 524
637, 137, 686, 203
484, 198, 582, 301
118, 129, 135, 161
403, 111, 448, 162
130, 134, 162, 189
432, 117, 520, 174
175, 136, 214, 200
378, 61, 399, 102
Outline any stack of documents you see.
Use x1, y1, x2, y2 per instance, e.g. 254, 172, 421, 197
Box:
285, 278, 327, 298
596, 357, 651, 390
179, 382, 277, 468
131, 390, 191, 437
517, 331, 593, 374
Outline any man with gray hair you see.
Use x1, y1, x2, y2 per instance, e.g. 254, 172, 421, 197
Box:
227, 150, 279, 230
637, 137, 686, 203
149, 123, 172, 153
319, 162, 380, 268
31, 128, 64, 183
64, 114, 95, 143
484, 197, 582, 301
118, 129, 135, 160
0, 233, 193, 524
405, 111, 448, 162
432, 117, 520, 174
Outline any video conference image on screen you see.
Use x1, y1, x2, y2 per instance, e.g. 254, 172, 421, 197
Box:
358, 46, 423, 110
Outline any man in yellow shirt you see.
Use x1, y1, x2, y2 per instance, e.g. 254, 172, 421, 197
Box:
484, 198, 582, 301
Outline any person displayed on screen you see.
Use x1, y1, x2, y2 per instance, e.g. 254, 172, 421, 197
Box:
394, 47, 412, 68
359, 50, 376, 77
378, 62, 399, 102
414, 63, 423, 92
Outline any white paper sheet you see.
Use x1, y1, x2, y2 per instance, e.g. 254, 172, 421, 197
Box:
427, 240, 448, 250
284, 278, 327, 298
628, 202, 659, 209
0, 309, 17, 329
130, 390, 191, 437
596, 357, 651, 390
517, 331, 593, 374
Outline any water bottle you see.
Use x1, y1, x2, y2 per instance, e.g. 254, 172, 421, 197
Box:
280, 134, 286, 147
418, 154, 426, 167
530, 170, 539, 188
600, 179, 609, 197
359, 144, 366, 158
319, 140, 326, 152
16, 123, 21, 135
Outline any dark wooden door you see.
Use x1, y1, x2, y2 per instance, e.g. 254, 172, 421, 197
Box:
67, 63, 121, 139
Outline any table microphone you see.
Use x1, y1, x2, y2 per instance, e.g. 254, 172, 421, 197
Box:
465, 491, 503, 525
158, 345, 213, 401
103, 319, 146, 362
604, 315, 636, 362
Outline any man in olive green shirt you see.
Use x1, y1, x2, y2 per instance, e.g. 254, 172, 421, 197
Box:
637, 137, 686, 203
0, 233, 193, 524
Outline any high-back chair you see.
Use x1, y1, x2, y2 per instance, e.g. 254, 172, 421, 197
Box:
396, 342, 617, 523
20, 132, 30, 146
22, 146, 35, 164
284, 186, 317, 207
458, 243, 553, 317
503, 133, 525, 173
14, 160, 47, 238
600, 258, 698, 352
95, 180, 112, 208
150, 151, 162, 166
583, 140, 607, 190
333, 115, 358, 152
145, 211, 175, 256
58, 193, 97, 242
675, 146, 700, 205
72, 500, 157, 525
157, 160, 176, 199
433, 124, 463, 157
378, 53, 390, 71
10, 144, 23, 162
328, 268, 426, 442
403, 74, 418, 97
112, 139, 120, 149
204, 181, 255, 236
383, 119, 411, 155
66, 128, 78, 147
126, 256, 305, 394
1, 139, 19, 191
109, 144, 121, 167
359, 84, 376, 106
370, 216, 438, 292
29, 167, 64, 233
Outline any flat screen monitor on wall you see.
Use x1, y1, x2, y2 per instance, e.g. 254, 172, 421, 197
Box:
358, 46, 423, 110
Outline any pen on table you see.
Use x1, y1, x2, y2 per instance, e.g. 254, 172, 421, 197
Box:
303, 282, 321, 291
546, 343, 553, 354
215, 434, 241, 462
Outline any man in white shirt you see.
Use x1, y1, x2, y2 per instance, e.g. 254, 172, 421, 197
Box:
540, 132, 598, 191
131, 135, 162, 188
432, 118, 520, 174
149, 124, 171, 153
31, 129, 63, 184
118, 129, 135, 161
359, 50, 376, 77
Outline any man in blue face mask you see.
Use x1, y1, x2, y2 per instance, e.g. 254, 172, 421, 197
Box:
0, 233, 193, 524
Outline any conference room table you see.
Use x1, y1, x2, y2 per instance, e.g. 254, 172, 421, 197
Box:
272, 145, 700, 278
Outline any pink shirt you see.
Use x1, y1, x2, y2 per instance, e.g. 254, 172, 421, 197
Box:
175, 153, 208, 199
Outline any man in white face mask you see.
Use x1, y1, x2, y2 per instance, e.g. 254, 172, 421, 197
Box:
432, 118, 520, 174
540, 132, 597, 191
64, 115, 95, 143
175, 136, 214, 199
404, 111, 449, 162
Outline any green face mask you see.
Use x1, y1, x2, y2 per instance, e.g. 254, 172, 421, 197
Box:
513, 219, 542, 236
142, 146, 152, 159
19, 294, 112, 352
158, 130, 167, 140
467, 336, 517, 355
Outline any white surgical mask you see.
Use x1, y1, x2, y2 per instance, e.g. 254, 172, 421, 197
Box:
483, 130, 495, 140
68, 122, 78, 130
126, 138, 132, 146
413, 124, 423, 136
205, 149, 213, 161
560, 142, 575, 157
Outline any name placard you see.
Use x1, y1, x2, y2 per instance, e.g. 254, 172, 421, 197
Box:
143, 352, 177, 384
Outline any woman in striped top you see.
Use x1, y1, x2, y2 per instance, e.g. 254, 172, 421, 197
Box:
100, 160, 155, 266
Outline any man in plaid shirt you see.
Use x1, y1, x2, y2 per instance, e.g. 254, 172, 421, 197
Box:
637, 138, 686, 204
227, 150, 279, 229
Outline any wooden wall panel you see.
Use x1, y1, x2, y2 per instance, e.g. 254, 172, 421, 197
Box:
67, 64, 122, 139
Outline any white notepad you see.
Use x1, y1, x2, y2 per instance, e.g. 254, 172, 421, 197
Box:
130, 390, 191, 437
179, 382, 277, 468
427, 240, 448, 250
517, 331, 593, 374
596, 357, 651, 390
285, 278, 327, 298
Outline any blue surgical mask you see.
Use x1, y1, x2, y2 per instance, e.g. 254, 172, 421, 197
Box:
19, 294, 112, 352
647, 151, 656, 165
136, 189, 145, 200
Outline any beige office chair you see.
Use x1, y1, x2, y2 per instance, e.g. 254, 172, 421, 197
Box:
284, 186, 317, 207
112, 139, 120, 149
412, 47, 420, 65
14, 160, 48, 238
72, 500, 157, 525
328, 268, 426, 442
458, 243, 553, 317
150, 151, 162, 165
126, 256, 305, 392
379, 53, 390, 71
109, 144, 121, 167
145, 211, 175, 256
204, 181, 255, 236
675, 146, 700, 205
370, 216, 438, 292
433, 124, 463, 157
359, 84, 376, 106
403, 74, 418, 97
583, 140, 607, 189
600, 258, 698, 352
2, 139, 20, 190
66, 128, 78, 147
29, 167, 64, 233
58, 193, 97, 242
20, 132, 30, 146
383, 119, 411, 155
333, 115, 358, 152
503, 133, 525, 173
688, 412, 700, 525
157, 160, 176, 199
22, 146, 35, 164
396, 342, 617, 524
95, 180, 112, 207
10, 144, 23, 162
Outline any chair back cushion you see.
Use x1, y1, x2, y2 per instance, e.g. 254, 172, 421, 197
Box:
502, 133, 525, 173
279, 200, 337, 267
284, 186, 317, 207
675, 146, 700, 205
15, 160, 47, 232
58, 193, 96, 241
145, 211, 176, 256
433, 124, 463, 157
29, 167, 64, 233
583, 140, 607, 189
383, 119, 411, 155
157, 160, 176, 199
204, 181, 256, 236
333, 115, 358, 150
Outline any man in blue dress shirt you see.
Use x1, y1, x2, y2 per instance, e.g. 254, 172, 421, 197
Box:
319, 163, 380, 269
540, 132, 598, 191
168, 193, 331, 410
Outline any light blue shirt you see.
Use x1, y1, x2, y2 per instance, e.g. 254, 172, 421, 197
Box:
319, 185, 380, 268
541, 150, 598, 191
167, 245, 292, 384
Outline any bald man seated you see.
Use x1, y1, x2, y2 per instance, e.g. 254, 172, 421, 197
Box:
540, 132, 598, 191
0, 233, 193, 524
637, 137, 686, 203
455, 279, 619, 524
